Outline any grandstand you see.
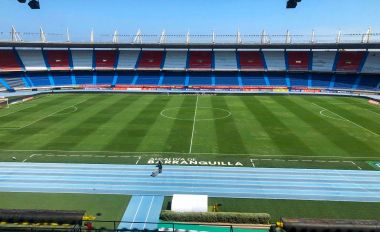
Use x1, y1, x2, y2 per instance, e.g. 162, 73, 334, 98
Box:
0, 45, 380, 92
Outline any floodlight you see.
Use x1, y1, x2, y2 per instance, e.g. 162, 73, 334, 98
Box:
28, 0, 40, 9
286, 0, 301, 8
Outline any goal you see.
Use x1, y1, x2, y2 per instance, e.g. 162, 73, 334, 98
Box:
0, 98, 9, 109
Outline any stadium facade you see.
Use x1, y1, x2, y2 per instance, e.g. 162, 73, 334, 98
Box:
0, 30, 380, 94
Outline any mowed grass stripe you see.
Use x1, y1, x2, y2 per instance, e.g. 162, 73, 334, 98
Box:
38, 95, 117, 150
0, 94, 93, 149
0, 94, 70, 128
211, 96, 247, 154
240, 96, 316, 156
275, 96, 376, 157
308, 96, 380, 136
74, 95, 144, 151
104, 95, 171, 152
268, 96, 349, 157
162, 96, 195, 153
135, 95, 190, 152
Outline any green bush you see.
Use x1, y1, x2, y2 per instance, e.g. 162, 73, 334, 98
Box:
160, 210, 270, 224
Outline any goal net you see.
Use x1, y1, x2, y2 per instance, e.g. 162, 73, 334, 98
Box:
0, 98, 9, 109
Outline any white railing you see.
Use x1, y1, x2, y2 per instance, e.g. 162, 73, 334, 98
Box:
1, 27, 379, 45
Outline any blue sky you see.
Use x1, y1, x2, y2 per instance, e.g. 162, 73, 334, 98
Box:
0, 0, 378, 41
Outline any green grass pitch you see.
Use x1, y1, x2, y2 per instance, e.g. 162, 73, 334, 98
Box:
0, 93, 380, 224
0, 93, 379, 170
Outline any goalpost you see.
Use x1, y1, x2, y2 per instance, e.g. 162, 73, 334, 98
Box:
0, 97, 9, 109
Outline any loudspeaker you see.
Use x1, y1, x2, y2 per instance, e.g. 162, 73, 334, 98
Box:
28, 0, 40, 9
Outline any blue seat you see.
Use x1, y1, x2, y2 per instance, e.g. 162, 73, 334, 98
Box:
135, 72, 160, 85
74, 71, 94, 85
289, 74, 308, 87
28, 72, 51, 86
357, 75, 380, 90
162, 72, 185, 86
51, 72, 72, 86
215, 72, 239, 86
241, 73, 266, 86
333, 74, 357, 89
97, 72, 114, 85
117, 71, 135, 85
311, 74, 332, 88
188, 72, 212, 85
267, 73, 286, 86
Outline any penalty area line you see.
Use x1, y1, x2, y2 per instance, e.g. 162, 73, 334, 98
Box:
312, 103, 379, 137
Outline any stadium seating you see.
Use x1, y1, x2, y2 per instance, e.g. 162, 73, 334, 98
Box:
335, 51, 365, 72
74, 71, 94, 85
188, 51, 212, 70
161, 72, 186, 85
361, 51, 380, 73
137, 51, 164, 70
96, 71, 115, 85
267, 73, 287, 86
17, 49, 48, 71
333, 74, 358, 89
0, 73, 26, 90
311, 73, 333, 88
214, 72, 239, 85
71, 50, 93, 70
188, 72, 212, 85
289, 73, 309, 87
28, 72, 51, 86
0, 49, 23, 72
51, 72, 73, 86
357, 75, 380, 90
95, 50, 117, 70
45, 50, 70, 71
240, 72, 267, 86
312, 51, 336, 72
135, 71, 161, 85
116, 71, 135, 85
117, 50, 140, 70
262, 51, 286, 71
287, 51, 310, 71
238, 51, 266, 71
163, 50, 187, 70
214, 51, 238, 70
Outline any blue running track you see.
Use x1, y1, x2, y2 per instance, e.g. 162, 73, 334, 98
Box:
118, 195, 164, 231
0, 163, 379, 202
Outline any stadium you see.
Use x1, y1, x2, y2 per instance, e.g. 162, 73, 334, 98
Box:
0, 0, 379, 232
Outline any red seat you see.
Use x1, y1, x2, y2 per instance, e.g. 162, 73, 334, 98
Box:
287, 51, 309, 71
188, 51, 212, 70
46, 50, 70, 70
138, 51, 164, 69
335, 51, 365, 72
239, 51, 265, 70
0, 50, 22, 71
96, 50, 117, 70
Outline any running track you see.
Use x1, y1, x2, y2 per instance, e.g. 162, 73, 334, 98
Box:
0, 162, 380, 202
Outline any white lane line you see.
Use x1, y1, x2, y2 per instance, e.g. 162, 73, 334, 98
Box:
130, 196, 144, 230
351, 161, 362, 170
189, 95, 199, 154
312, 103, 379, 136
142, 196, 155, 229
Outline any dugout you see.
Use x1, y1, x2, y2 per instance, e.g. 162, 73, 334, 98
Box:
271, 218, 380, 232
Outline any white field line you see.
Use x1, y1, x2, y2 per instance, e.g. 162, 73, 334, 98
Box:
351, 161, 362, 170
17, 98, 89, 130
312, 103, 379, 136
1, 148, 380, 160
189, 95, 199, 154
